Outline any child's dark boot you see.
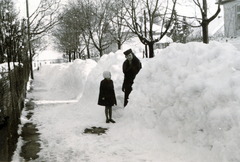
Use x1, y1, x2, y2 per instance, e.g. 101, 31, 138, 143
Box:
109, 119, 115, 123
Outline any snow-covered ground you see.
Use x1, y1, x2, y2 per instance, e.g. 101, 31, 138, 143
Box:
12, 41, 240, 162
218, 37, 240, 51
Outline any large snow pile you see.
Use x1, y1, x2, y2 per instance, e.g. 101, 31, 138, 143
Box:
32, 59, 96, 100
78, 41, 240, 161
13, 41, 240, 162
125, 42, 240, 161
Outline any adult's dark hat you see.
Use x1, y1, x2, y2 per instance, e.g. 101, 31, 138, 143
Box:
123, 49, 132, 55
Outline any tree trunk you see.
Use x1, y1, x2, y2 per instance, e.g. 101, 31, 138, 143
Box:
145, 45, 148, 58
29, 49, 33, 79
73, 51, 76, 60
0, 46, 4, 63
148, 42, 154, 58
68, 51, 71, 62
99, 50, 103, 57
87, 46, 90, 59
202, 0, 209, 44
117, 41, 121, 50
202, 22, 209, 44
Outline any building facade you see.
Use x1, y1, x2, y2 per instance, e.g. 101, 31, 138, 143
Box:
221, 0, 240, 37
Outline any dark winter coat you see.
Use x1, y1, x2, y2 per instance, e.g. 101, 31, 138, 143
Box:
98, 79, 117, 106
122, 54, 142, 88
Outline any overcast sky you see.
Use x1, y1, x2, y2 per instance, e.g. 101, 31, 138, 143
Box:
176, 0, 223, 18
15, 0, 222, 19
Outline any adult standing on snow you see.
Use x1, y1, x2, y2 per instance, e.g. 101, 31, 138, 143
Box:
122, 49, 142, 107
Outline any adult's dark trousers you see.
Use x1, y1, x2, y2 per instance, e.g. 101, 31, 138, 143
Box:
124, 86, 132, 107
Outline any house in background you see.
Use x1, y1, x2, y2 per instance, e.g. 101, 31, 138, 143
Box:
32, 50, 66, 70
219, 0, 240, 37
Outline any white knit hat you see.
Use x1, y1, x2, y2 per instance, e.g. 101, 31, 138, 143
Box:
103, 71, 111, 79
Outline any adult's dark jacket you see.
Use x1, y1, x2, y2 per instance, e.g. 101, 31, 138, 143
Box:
122, 55, 142, 86
98, 79, 117, 106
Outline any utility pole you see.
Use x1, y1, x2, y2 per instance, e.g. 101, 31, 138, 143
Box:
26, 0, 34, 79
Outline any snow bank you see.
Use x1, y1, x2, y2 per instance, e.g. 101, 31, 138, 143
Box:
118, 41, 240, 161
17, 41, 240, 162
78, 51, 126, 107
34, 59, 96, 100
75, 41, 240, 161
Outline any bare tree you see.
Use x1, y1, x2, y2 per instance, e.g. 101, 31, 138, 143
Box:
192, 0, 222, 43
53, 15, 80, 62
0, 0, 27, 64
179, 0, 222, 43
27, 0, 61, 78
165, 10, 192, 43
29, 0, 61, 40
70, 0, 93, 59
62, 0, 111, 58
86, 0, 114, 57
0, 0, 30, 126
109, 0, 133, 50
122, 0, 177, 58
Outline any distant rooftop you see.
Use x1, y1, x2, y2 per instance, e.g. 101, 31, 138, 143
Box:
216, 0, 236, 4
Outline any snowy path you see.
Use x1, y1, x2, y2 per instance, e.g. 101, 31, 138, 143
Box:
19, 103, 218, 162
21, 103, 217, 162
33, 99, 78, 105
12, 70, 220, 162
11, 41, 240, 161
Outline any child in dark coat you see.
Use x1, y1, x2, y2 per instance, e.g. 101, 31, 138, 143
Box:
98, 71, 117, 123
